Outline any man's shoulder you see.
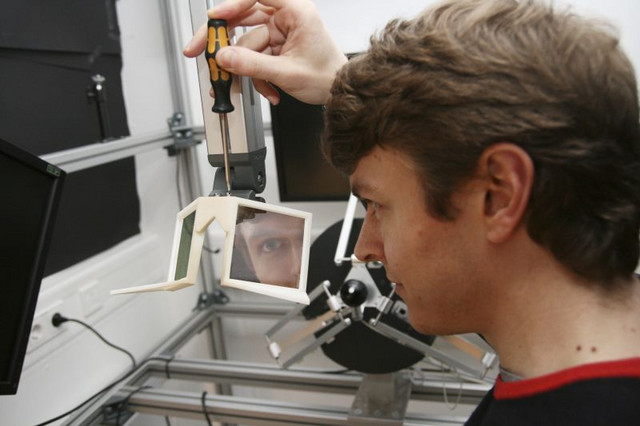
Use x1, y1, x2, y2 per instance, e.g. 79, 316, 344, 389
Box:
465, 357, 640, 425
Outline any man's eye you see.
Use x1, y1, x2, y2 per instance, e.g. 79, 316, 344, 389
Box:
359, 198, 380, 215
260, 239, 283, 253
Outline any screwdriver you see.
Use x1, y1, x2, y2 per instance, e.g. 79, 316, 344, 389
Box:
206, 17, 234, 193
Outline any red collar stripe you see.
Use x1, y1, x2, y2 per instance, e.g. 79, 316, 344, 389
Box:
494, 357, 640, 400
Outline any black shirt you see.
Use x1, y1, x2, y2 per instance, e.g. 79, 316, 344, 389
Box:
466, 357, 640, 425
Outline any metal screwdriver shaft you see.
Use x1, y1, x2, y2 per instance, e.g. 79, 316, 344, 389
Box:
206, 18, 234, 193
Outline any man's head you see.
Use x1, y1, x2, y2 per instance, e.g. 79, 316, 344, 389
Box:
323, 0, 640, 288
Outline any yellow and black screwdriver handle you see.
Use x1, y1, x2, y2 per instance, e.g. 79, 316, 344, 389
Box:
206, 19, 235, 114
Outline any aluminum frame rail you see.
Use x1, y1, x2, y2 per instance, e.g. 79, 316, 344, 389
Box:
65, 303, 490, 425
40, 127, 205, 173
115, 386, 471, 426
134, 358, 490, 404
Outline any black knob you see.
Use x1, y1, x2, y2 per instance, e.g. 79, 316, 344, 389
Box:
340, 279, 368, 307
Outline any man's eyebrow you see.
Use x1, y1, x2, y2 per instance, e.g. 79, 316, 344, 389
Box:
350, 180, 380, 200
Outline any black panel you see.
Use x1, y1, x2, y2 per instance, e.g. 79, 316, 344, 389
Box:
0, 0, 121, 54
270, 88, 351, 202
44, 158, 141, 276
0, 0, 128, 150
0, 51, 129, 153
0, 0, 139, 275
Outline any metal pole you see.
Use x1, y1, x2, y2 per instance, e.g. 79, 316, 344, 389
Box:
159, 0, 229, 366
40, 128, 202, 172
116, 386, 470, 426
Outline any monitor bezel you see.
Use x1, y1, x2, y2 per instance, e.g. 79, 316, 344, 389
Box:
0, 138, 65, 395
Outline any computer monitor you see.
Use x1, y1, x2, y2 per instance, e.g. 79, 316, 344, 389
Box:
270, 88, 351, 202
0, 138, 65, 395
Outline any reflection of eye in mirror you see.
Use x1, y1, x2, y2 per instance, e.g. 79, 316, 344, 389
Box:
230, 207, 306, 289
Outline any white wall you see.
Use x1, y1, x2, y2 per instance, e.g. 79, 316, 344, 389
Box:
2, 0, 639, 425
0, 1, 200, 425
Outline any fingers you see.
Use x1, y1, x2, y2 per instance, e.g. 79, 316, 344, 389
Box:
207, 0, 274, 27
235, 25, 271, 54
252, 78, 280, 105
216, 45, 285, 85
206, 0, 259, 19
183, 23, 208, 58
209, 0, 288, 18
184, 1, 274, 57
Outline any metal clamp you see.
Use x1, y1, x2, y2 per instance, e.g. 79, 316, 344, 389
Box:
165, 112, 201, 156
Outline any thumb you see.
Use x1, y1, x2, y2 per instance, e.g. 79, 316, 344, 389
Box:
217, 46, 284, 85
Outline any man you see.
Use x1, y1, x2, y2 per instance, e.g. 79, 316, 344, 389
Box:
185, 0, 640, 423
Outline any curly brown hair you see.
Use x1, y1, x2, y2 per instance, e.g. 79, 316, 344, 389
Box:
323, 0, 640, 285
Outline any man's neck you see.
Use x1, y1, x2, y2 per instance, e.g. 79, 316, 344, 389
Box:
483, 254, 640, 379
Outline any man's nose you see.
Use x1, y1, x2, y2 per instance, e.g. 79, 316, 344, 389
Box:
353, 216, 384, 263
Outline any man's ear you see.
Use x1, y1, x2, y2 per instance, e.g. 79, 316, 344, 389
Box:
479, 143, 534, 243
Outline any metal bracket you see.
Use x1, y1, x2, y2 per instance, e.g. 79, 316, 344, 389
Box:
348, 372, 413, 425
165, 112, 201, 156
209, 148, 267, 199
194, 290, 230, 311
100, 395, 134, 425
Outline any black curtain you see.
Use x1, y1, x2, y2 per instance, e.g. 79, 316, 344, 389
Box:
0, 0, 141, 275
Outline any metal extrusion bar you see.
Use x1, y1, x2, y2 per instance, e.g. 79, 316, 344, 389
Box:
159, 0, 195, 126
63, 306, 220, 426
143, 358, 361, 394
41, 127, 205, 173
64, 305, 490, 425
149, 304, 220, 356
122, 387, 355, 425
213, 301, 296, 318
139, 358, 490, 404
117, 387, 469, 426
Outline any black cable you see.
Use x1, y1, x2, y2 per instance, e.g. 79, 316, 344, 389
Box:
201, 391, 214, 426
52, 313, 136, 370
164, 355, 175, 379
34, 356, 172, 426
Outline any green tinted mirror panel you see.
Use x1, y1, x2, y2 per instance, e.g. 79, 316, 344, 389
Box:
175, 211, 196, 280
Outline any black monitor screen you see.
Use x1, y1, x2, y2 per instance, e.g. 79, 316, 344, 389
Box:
0, 138, 65, 395
270, 88, 350, 202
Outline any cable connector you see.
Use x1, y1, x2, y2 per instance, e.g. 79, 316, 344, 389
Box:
51, 312, 68, 327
